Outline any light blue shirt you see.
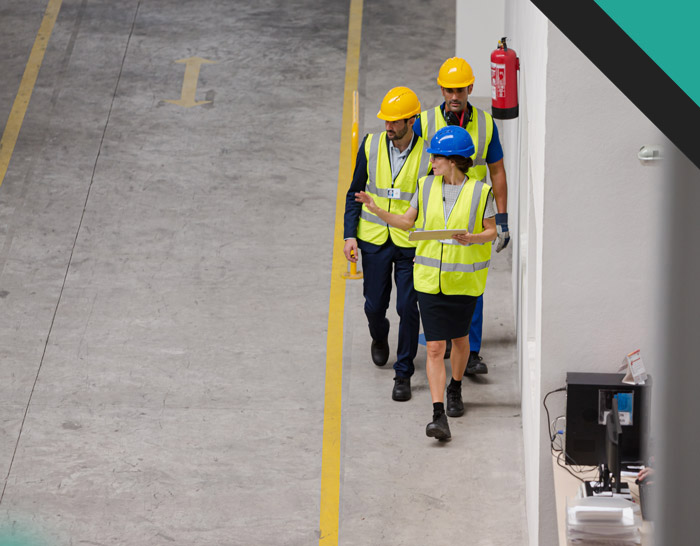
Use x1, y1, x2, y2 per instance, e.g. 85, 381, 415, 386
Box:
389, 139, 412, 181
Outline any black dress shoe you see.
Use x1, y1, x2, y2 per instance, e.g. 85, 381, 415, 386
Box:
465, 352, 488, 375
446, 385, 464, 417
371, 337, 389, 366
426, 413, 451, 441
444, 339, 452, 359
392, 377, 411, 401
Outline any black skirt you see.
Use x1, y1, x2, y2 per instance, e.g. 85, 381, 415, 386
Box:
417, 291, 478, 342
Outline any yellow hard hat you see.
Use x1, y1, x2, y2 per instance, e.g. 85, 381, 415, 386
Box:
377, 86, 421, 121
437, 57, 475, 88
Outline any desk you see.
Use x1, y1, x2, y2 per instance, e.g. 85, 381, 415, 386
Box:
551, 452, 654, 545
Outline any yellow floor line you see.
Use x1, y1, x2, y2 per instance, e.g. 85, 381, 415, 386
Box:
319, 0, 363, 544
0, 0, 63, 189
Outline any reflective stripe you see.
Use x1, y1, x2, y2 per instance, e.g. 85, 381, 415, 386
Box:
415, 255, 441, 268
468, 180, 484, 233
418, 142, 431, 177
414, 255, 491, 273
475, 108, 487, 166
360, 209, 387, 227
366, 135, 381, 193
441, 259, 490, 273
373, 187, 414, 201
421, 176, 435, 231
424, 108, 436, 149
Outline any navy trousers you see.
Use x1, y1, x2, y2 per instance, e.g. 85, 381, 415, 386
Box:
469, 294, 484, 353
359, 239, 419, 378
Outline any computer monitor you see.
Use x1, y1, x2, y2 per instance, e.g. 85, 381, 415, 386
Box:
605, 397, 623, 493
565, 372, 651, 467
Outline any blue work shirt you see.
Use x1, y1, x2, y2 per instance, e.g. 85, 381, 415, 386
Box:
412, 102, 504, 164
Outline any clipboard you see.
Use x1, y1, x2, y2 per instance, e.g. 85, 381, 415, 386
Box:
408, 229, 467, 241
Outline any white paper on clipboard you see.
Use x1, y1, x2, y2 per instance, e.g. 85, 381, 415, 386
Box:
408, 229, 467, 241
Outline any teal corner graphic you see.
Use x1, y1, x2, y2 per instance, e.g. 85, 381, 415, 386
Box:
594, 0, 700, 107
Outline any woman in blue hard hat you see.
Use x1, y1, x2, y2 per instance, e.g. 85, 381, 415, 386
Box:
355, 125, 497, 441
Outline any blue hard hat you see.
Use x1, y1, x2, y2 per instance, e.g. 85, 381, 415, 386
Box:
426, 126, 475, 157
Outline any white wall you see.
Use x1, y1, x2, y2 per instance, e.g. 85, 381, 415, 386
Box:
504, 2, 550, 544
541, 27, 664, 383
456, 0, 505, 98
488, 1, 667, 544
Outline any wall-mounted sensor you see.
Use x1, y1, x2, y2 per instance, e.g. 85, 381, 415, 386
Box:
638, 146, 663, 165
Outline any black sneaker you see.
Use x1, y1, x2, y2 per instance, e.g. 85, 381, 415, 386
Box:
465, 352, 488, 375
392, 377, 411, 401
446, 385, 464, 417
426, 413, 451, 441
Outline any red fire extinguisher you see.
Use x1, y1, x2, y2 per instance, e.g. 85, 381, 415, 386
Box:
491, 37, 519, 120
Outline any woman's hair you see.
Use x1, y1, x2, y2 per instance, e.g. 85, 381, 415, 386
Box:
450, 156, 473, 174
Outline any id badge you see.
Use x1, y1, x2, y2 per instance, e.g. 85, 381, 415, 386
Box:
386, 188, 401, 199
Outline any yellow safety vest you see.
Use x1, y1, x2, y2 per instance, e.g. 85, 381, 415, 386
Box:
413, 175, 492, 295
357, 132, 430, 248
419, 105, 494, 181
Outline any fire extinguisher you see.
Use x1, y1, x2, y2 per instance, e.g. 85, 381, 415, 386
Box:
491, 37, 519, 120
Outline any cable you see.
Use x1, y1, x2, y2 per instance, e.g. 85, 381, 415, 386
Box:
555, 450, 587, 484
551, 415, 566, 452
543, 386, 594, 481
543, 386, 565, 442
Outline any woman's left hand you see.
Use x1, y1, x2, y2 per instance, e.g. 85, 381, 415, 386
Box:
452, 232, 472, 245
355, 191, 377, 212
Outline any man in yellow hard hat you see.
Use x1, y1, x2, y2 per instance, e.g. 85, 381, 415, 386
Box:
413, 57, 510, 376
344, 86, 430, 402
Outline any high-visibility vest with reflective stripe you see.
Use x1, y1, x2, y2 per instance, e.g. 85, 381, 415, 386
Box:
357, 132, 430, 248
413, 175, 492, 296
420, 105, 494, 181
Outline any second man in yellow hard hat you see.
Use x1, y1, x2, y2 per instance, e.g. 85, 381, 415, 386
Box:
343, 86, 431, 402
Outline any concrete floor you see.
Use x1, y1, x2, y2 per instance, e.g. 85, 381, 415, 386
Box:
0, 1, 526, 544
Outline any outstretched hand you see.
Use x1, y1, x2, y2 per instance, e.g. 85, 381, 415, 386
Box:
355, 191, 376, 213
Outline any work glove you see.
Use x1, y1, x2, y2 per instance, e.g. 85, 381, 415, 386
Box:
495, 213, 510, 253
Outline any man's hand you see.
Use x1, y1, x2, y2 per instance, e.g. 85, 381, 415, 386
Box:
495, 213, 510, 253
344, 238, 359, 262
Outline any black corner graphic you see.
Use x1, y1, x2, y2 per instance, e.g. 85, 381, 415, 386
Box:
530, 0, 700, 169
